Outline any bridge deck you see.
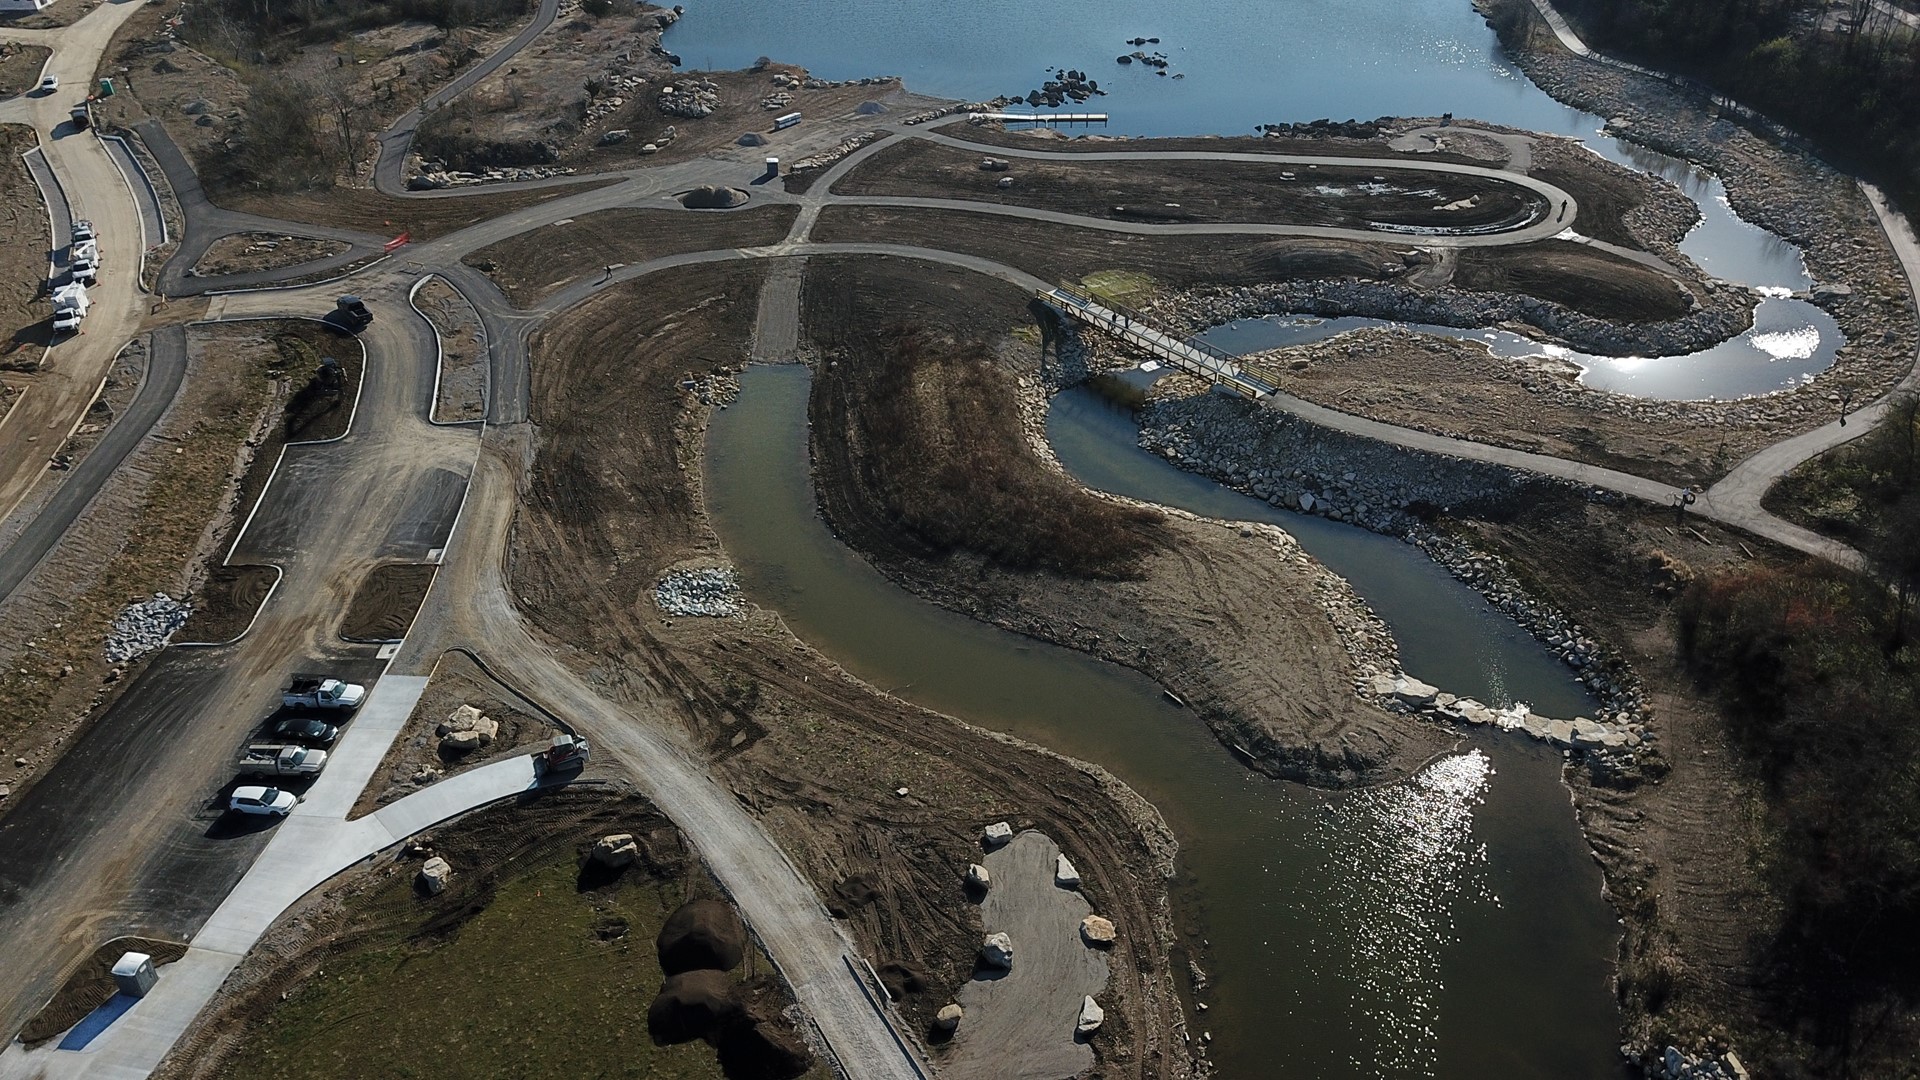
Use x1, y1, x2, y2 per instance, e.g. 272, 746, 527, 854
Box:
1040, 287, 1277, 398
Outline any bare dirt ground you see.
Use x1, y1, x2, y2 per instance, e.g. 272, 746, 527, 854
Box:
0, 42, 50, 97
1452, 239, 1694, 322
0, 124, 50, 365
189, 234, 350, 278
93, 0, 524, 193
348, 649, 554, 817
414, 275, 485, 422
1529, 135, 1697, 253
174, 564, 273, 644
1244, 324, 1772, 488
228, 180, 619, 241
835, 138, 1545, 230
0, 324, 296, 810
511, 262, 1193, 1077
1450, 494, 1794, 1066
812, 204, 1412, 291
463, 204, 798, 306
156, 788, 824, 1080
340, 563, 435, 641
802, 254, 1451, 787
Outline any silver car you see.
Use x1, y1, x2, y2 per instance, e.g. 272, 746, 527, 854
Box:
229, 785, 297, 817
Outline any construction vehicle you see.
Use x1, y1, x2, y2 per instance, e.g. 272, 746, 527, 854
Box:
237, 744, 329, 778
539, 733, 590, 773
50, 282, 88, 334
283, 674, 367, 711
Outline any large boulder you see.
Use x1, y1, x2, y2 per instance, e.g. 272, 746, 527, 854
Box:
1080, 915, 1116, 946
1055, 854, 1081, 889
647, 969, 740, 1044
965, 863, 991, 892
982, 821, 1013, 848
437, 704, 498, 752
589, 833, 639, 869
657, 898, 748, 974
1076, 995, 1104, 1037
418, 856, 451, 896
980, 932, 1014, 969
934, 1003, 964, 1031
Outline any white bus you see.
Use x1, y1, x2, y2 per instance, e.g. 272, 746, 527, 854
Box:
772, 112, 802, 131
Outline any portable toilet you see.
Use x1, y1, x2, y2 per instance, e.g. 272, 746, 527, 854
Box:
111, 952, 157, 997
97, 77, 114, 98
764, 156, 779, 177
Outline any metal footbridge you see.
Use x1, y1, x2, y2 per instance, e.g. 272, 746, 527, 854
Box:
1039, 285, 1281, 398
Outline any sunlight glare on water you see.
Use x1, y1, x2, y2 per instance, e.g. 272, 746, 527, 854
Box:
1309, 751, 1495, 1079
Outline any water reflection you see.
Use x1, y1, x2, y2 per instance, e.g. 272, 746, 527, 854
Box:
1197, 297, 1844, 399
1312, 751, 1494, 1077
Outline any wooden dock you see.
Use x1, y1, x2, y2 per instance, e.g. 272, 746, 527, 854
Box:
1038, 286, 1281, 399
968, 111, 1109, 126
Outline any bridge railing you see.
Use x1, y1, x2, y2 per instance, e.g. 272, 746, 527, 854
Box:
1042, 285, 1278, 399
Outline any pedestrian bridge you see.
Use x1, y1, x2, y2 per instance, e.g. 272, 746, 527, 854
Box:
1038, 285, 1281, 399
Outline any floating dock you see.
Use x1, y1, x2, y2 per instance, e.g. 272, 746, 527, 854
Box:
968, 111, 1109, 126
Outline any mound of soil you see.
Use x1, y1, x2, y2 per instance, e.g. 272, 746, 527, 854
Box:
656, 898, 747, 975
679, 185, 749, 209
340, 563, 437, 642
716, 1020, 812, 1080
647, 969, 741, 1045
877, 959, 931, 1000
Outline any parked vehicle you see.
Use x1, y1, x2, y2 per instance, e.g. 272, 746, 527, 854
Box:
772, 111, 802, 131
273, 717, 340, 747
229, 786, 297, 817
238, 744, 328, 778
70, 219, 94, 244
283, 675, 366, 711
37, 75, 57, 95
69, 103, 89, 129
50, 282, 88, 333
334, 295, 372, 331
70, 238, 99, 285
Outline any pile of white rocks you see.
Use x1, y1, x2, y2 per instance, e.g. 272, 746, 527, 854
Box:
409, 165, 576, 190
655, 567, 741, 617
658, 78, 720, 119
1367, 672, 1648, 753
761, 90, 794, 111
105, 593, 191, 663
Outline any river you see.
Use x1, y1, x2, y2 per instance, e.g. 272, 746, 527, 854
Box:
708, 366, 1624, 1079
669, 0, 1810, 1073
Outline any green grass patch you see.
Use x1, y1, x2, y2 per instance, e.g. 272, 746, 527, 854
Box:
223, 851, 731, 1080
1079, 269, 1159, 309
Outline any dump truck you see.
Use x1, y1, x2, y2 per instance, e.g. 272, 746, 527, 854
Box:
283, 675, 367, 711
50, 282, 88, 334
237, 744, 328, 778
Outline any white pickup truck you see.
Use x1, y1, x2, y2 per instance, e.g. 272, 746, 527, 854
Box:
283, 675, 367, 711
237, 744, 328, 778
50, 282, 88, 334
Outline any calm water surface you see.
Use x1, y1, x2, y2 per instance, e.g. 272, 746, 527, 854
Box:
708, 366, 1624, 1079
669, 0, 1832, 395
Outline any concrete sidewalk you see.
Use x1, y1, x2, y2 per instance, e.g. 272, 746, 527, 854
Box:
0, 675, 543, 1080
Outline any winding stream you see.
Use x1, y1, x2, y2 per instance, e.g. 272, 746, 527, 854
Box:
670, 0, 1832, 1072
708, 366, 1624, 1079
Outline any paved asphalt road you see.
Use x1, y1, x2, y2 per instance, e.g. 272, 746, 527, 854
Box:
0, 328, 186, 604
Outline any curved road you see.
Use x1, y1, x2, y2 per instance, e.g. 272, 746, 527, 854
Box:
2, 7, 1917, 1075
